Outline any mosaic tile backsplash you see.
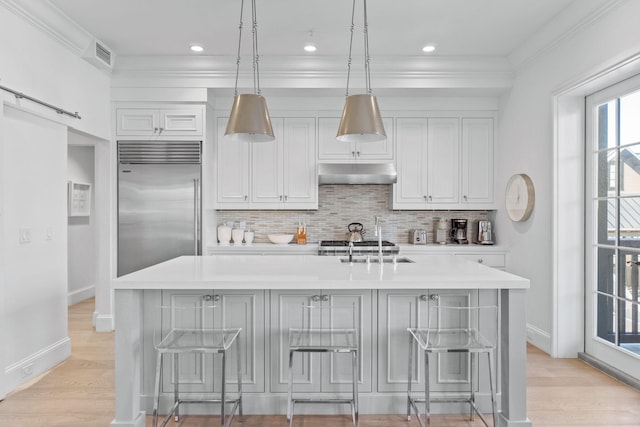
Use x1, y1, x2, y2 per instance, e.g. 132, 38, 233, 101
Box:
209, 185, 490, 244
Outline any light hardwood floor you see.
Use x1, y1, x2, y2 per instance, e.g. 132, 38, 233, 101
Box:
1, 298, 640, 426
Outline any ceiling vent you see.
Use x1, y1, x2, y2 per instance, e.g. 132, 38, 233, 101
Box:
82, 39, 114, 71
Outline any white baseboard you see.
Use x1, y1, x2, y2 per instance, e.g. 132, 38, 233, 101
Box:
68, 284, 95, 306
3, 337, 71, 397
526, 322, 551, 354
109, 412, 146, 427
95, 313, 114, 332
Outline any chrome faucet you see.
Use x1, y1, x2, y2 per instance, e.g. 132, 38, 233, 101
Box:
374, 216, 383, 264
348, 240, 354, 263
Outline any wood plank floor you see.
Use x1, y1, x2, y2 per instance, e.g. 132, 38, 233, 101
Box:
1, 298, 640, 426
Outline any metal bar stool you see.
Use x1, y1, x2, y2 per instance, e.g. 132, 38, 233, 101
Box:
287, 301, 359, 426
153, 298, 243, 427
407, 305, 498, 427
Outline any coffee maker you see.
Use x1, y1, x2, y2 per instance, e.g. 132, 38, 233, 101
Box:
450, 219, 469, 244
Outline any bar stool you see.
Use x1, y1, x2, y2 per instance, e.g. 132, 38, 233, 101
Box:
407, 305, 498, 427
287, 302, 359, 426
153, 298, 242, 427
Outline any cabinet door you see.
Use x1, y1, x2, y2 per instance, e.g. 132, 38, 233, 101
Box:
251, 119, 284, 205
160, 291, 215, 394
321, 290, 373, 393
356, 117, 394, 161
160, 109, 203, 136
394, 118, 428, 206
427, 118, 459, 204
377, 289, 479, 393
461, 118, 494, 204
212, 290, 266, 393
116, 109, 159, 136
377, 290, 429, 392
270, 290, 322, 393
283, 117, 317, 207
318, 117, 354, 160
216, 117, 250, 206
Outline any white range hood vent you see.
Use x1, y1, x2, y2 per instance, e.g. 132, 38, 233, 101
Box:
318, 163, 397, 185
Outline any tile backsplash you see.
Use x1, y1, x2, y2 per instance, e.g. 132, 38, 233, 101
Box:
210, 185, 490, 244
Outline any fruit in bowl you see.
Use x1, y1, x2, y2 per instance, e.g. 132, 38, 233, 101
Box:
268, 234, 294, 244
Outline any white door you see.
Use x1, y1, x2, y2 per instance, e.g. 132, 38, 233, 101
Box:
461, 118, 494, 204
282, 117, 317, 207
585, 74, 640, 380
427, 118, 459, 204
251, 119, 283, 204
395, 118, 428, 205
216, 118, 250, 205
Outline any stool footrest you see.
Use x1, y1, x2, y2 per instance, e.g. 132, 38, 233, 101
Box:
292, 398, 354, 404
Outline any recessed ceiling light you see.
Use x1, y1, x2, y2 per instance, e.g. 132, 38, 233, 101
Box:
304, 43, 317, 53
190, 45, 204, 53
422, 44, 436, 53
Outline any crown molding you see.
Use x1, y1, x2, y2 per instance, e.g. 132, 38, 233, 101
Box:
111, 54, 513, 92
0, 0, 94, 54
508, 0, 624, 72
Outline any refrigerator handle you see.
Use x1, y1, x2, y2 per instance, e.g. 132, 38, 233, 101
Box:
194, 178, 200, 255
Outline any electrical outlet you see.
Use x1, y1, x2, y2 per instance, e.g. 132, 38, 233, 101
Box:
22, 363, 34, 378
19, 228, 32, 243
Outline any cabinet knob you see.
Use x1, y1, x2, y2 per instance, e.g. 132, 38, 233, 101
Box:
279, 195, 283, 201
284, 195, 288, 201
463, 195, 468, 201
159, 127, 164, 134
311, 295, 321, 302
356, 151, 360, 157
212, 294, 221, 302
428, 195, 432, 202
244, 195, 248, 201
478, 259, 484, 264
419, 294, 428, 301
153, 127, 159, 133
429, 294, 440, 301
423, 195, 427, 201
202, 295, 213, 301
321, 294, 329, 302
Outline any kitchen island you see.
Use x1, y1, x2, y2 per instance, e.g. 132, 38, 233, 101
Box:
111, 255, 531, 427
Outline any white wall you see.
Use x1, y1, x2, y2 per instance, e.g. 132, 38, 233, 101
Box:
497, 0, 640, 355
0, 5, 111, 397
67, 141, 96, 305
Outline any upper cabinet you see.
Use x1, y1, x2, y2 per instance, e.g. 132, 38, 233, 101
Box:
215, 117, 317, 210
116, 107, 204, 137
393, 116, 495, 210
318, 117, 394, 162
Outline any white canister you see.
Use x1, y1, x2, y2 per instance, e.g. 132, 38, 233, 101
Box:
217, 225, 232, 246
244, 230, 255, 245
232, 228, 244, 245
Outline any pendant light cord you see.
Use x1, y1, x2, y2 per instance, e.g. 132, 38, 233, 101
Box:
252, 0, 262, 96
233, 0, 245, 97
344, 0, 373, 97
233, 0, 262, 96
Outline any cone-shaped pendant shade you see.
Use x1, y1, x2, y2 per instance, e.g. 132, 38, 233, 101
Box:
336, 94, 386, 142
225, 94, 275, 142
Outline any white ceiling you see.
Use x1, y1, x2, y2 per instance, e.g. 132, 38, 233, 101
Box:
49, 0, 575, 58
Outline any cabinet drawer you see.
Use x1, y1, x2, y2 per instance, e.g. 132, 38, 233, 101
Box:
454, 253, 505, 268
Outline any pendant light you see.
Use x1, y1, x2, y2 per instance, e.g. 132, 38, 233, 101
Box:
336, 0, 386, 143
225, 0, 275, 142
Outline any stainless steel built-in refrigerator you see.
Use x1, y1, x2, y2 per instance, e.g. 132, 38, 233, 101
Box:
117, 141, 201, 277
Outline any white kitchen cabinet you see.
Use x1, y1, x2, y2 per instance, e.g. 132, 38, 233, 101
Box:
318, 117, 394, 161
393, 116, 495, 210
158, 289, 265, 394
215, 117, 317, 210
216, 117, 250, 206
377, 289, 496, 395
461, 118, 494, 205
252, 118, 317, 208
116, 107, 203, 137
393, 117, 459, 207
269, 289, 373, 393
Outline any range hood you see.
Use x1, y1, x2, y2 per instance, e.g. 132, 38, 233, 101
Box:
318, 163, 397, 185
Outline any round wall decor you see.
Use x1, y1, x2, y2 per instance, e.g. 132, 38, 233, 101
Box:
505, 173, 535, 222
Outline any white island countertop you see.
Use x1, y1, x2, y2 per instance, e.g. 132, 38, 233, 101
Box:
113, 254, 529, 290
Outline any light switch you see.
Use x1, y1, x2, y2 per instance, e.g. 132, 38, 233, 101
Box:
19, 228, 32, 243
